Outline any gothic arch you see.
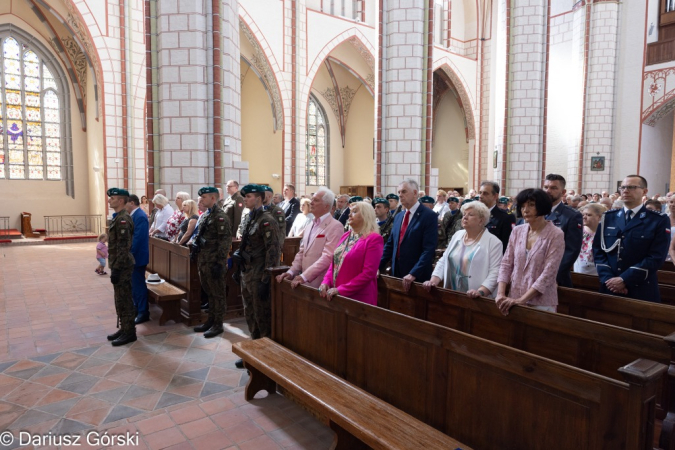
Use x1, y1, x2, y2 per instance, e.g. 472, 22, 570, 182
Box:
239, 16, 285, 131
644, 95, 675, 127
434, 62, 476, 142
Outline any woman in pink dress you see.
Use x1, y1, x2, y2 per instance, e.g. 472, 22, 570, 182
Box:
319, 201, 384, 305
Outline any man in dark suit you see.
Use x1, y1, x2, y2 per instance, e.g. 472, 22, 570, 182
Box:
593, 175, 670, 302
125, 195, 150, 324
279, 183, 300, 235
479, 181, 515, 253
543, 173, 583, 288
333, 194, 350, 226
379, 179, 438, 292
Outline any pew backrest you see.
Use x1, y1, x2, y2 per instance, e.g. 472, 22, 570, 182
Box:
271, 279, 665, 450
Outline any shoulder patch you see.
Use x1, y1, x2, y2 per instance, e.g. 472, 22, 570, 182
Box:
218, 217, 224, 222
263, 222, 270, 227
120, 220, 127, 225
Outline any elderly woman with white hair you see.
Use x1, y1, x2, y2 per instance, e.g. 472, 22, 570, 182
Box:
149, 194, 175, 239
423, 201, 503, 298
164, 192, 190, 240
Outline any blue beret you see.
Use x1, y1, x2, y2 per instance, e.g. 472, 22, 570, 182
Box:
419, 196, 435, 205
241, 184, 264, 195
349, 196, 363, 204
386, 193, 399, 201
198, 186, 219, 196
448, 197, 459, 203
262, 185, 273, 193
498, 197, 509, 204
462, 199, 475, 205
107, 187, 129, 197
372, 197, 388, 206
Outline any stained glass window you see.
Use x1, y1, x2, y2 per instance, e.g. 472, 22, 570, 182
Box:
306, 96, 328, 186
0, 36, 63, 180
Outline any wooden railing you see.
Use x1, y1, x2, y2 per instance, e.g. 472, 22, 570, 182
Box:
647, 38, 675, 66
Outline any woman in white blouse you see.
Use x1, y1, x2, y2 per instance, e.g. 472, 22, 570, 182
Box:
149, 194, 174, 239
423, 201, 503, 298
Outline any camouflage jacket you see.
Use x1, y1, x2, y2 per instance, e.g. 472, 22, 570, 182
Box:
241, 208, 281, 282
108, 209, 135, 270
196, 203, 232, 266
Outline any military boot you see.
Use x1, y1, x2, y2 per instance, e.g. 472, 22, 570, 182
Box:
107, 329, 123, 341
111, 332, 137, 346
193, 319, 214, 333
203, 323, 224, 338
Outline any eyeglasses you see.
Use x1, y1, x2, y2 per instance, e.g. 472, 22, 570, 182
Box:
618, 185, 644, 191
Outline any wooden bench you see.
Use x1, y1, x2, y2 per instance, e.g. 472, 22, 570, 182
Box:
270, 275, 666, 449
145, 271, 185, 325
282, 236, 301, 264
571, 272, 675, 306
233, 338, 471, 450
375, 274, 675, 445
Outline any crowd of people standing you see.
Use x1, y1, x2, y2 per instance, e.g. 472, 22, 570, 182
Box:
101, 172, 670, 358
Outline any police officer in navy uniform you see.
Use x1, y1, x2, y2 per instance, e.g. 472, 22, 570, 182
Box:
478, 181, 515, 253
592, 175, 671, 303
543, 174, 584, 288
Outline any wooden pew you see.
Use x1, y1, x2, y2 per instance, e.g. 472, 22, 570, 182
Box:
271, 277, 666, 450
233, 338, 472, 450
571, 272, 675, 306
148, 237, 244, 325
145, 271, 185, 325
282, 236, 301, 264
663, 262, 675, 272
376, 275, 675, 446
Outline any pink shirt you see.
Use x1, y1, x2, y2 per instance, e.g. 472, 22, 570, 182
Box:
497, 221, 565, 306
96, 242, 108, 259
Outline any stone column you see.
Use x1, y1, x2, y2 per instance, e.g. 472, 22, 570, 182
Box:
580, 1, 619, 193
502, 0, 548, 194
156, 0, 210, 197
378, 0, 431, 194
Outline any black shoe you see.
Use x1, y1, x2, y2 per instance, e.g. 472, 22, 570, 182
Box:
200, 302, 209, 310
203, 325, 224, 338
193, 319, 214, 333
107, 329, 123, 341
134, 314, 150, 324
235, 358, 245, 369
111, 333, 137, 346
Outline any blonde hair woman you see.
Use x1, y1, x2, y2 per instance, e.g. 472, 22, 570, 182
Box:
573, 203, 606, 275
288, 197, 314, 237
319, 201, 383, 305
175, 199, 199, 246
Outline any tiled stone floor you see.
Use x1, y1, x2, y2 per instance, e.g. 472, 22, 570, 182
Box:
0, 244, 334, 449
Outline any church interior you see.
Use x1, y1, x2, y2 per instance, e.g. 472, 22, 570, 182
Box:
1, 0, 675, 449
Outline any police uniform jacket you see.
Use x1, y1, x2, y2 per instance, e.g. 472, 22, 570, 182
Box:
486, 206, 516, 253
546, 202, 583, 288
592, 206, 670, 303
109, 209, 135, 270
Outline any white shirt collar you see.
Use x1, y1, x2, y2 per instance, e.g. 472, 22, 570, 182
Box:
551, 201, 562, 213
404, 202, 420, 215
317, 212, 331, 223
624, 204, 643, 218
129, 206, 139, 215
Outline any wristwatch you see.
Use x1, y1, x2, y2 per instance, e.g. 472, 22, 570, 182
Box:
477, 289, 486, 297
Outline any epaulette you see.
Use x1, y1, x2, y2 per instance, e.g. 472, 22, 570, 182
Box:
645, 208, 663, 215
605, 208, 620, 214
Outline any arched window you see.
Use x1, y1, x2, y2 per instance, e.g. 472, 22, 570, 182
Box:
306, 95, 329, 186
0, 35, 65, 180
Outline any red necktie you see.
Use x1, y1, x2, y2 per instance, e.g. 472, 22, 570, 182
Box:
397, 211, 410, 257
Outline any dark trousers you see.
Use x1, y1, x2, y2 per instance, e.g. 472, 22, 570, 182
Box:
132, 265, 149, 316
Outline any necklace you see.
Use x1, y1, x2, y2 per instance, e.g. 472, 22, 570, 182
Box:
463, 228, 484, 246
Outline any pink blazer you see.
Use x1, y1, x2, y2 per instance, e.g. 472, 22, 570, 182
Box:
288, 215, 345, 288
497, 221, 565, 306
321, 232, 384, 305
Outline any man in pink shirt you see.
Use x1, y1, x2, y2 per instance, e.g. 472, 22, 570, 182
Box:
276, 187, 344, 288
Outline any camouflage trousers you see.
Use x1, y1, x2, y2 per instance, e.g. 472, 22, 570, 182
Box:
113, 267, 136, 333
198, 263, 227, 324
240, 266, 271, 340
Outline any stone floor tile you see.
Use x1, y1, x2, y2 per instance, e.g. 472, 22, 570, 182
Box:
143, 427, 187, 450
156, 392, 192, 409
169, 405, 206, 425
222, 418, 265, 444
238, 434, 283, 450
33, 397, 81, 416
189, 430, 233, 450
179, 417, 218, 440
102, 405, 145, 424
135, 414, 176, 435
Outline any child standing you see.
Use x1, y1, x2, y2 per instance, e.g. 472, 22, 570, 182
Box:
96, 233, 108, 275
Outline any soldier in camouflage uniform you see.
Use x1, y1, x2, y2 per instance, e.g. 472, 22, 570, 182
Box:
235, 184, 281, 369
262, 186, 286, 248
222, 180, 245, 235
373, 197, 392, 242
437, 197, 464, 249
192, 187, 233, 338
106, 188, 137, 346
379, 202, 401, 246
